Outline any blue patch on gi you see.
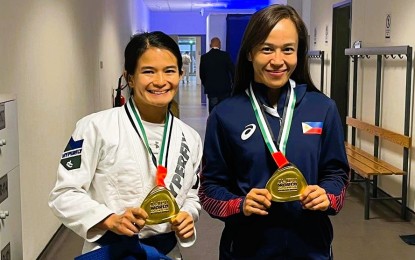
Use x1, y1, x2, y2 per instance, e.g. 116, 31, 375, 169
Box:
60, 137, 84, 171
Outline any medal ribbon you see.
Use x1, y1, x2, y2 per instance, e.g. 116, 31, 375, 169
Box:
247, 79, 296, 168
128, 98, 173, 187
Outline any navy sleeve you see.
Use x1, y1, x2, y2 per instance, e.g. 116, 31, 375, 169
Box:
319, 100, 350, 215
199, 111, 244, 221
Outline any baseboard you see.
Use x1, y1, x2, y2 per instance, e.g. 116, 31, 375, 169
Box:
36, 224, 66, 260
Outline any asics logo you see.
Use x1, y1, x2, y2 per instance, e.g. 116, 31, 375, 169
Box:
241, 124, 256, 140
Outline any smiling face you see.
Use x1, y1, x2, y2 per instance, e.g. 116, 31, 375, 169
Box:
128, 47, 181, 120
249, 18, 298, 90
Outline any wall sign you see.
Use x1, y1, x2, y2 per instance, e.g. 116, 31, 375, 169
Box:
325, 25, 329, 43
385, 13, 391, 39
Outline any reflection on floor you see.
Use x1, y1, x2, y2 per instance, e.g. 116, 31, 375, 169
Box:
39, 77, 415, 260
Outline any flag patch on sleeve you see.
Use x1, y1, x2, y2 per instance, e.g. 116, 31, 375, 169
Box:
60, 137, 84, 171
302, 122, 323, 134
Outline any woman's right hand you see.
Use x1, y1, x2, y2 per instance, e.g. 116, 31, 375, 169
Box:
242, 188, 272, 216
96, 207, 148, 236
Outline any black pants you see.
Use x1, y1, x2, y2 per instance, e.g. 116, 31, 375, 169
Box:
97, 231, 177, 255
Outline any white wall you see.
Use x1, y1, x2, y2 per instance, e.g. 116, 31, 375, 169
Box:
309, 0, 415, 212
206, 14, 228, 51
350, 0, 415, 208
0, 0, 149, 258
308, 0, 337, 95
149, 11, 206, 34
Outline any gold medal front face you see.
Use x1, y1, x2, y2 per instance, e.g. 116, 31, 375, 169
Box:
266, 165, 308, 202
141, 186, 179, 225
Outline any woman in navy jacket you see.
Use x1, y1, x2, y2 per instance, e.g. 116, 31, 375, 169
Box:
199, 4, 350, 259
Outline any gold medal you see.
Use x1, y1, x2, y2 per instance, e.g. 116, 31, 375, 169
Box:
141, 186, 179, 225
128, 100, 179, 224
248, 81, 308, 202
266, 165, 307, 202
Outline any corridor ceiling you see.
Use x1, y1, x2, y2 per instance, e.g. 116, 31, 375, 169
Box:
143, 0, 270, 11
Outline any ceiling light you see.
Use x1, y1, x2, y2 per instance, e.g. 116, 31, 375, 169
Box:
193, 2, 227, 8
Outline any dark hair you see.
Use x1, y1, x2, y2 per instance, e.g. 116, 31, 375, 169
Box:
233, 4, 317, 94
124, 31, 183, 78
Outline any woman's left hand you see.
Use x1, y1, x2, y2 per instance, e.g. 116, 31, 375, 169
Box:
171, 211, 194, 239
299, 185, 330, 211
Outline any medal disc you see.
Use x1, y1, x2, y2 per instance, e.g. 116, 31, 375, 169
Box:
141, 186, 179, 225
266, 165, 307, 202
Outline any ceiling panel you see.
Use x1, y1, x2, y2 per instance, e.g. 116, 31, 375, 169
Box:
143, 0, 269, 12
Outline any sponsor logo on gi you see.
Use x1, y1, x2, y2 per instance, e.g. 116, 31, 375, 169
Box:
60, 137, 84, 171
241, 124, 256, 140
169, 133, 192, 197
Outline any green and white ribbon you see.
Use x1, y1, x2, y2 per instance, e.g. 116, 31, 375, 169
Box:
247, 79, 296, 168
128, 98, 173, 186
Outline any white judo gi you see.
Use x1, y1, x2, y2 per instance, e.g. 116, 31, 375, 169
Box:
49, 102, 203, 258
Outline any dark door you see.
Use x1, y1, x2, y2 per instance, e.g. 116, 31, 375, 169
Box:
331, 2, 351, 139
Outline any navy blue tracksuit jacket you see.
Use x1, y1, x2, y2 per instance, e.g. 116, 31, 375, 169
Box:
199, 82, 350, 259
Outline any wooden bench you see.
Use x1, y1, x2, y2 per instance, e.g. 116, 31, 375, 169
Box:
345, 117, 412, 219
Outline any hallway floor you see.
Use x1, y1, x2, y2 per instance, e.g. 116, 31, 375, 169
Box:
40, 77, 415, 260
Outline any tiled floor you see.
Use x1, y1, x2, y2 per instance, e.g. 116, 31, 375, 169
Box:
40, 76, 415, 259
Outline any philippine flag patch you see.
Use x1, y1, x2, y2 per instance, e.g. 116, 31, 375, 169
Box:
302, 122, 323, 135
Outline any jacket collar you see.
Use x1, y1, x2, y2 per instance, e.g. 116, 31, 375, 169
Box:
250, 81, 307, 113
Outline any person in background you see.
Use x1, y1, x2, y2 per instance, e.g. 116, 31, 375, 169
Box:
200, 37, 235, 113
182, 51, 191, 84
49, 31, 203, 260
199, 5, 349, 259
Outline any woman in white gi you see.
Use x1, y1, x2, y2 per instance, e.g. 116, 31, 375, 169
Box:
49, 31, 203, 259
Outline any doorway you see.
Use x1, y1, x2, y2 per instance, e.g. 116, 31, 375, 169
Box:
178, 35, 206, 105
330, 1, 351, 139
178, 37, 197, 77
178, 36, 204, 83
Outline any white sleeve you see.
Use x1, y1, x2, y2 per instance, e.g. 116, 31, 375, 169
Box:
177, 131, 203, 247
48, 115, 113, 241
